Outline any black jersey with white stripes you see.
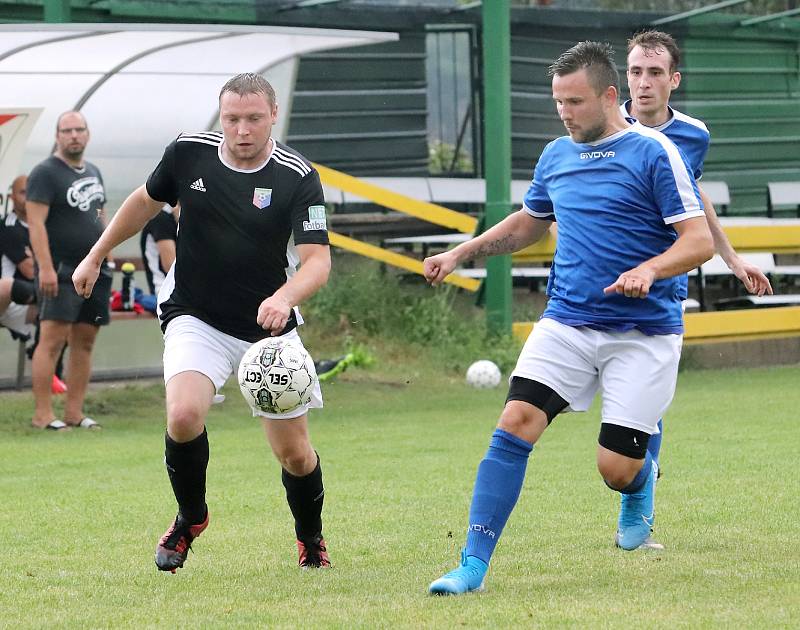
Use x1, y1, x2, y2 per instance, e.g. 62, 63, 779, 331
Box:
0, 211, 31, 280
145, 131, 329, 342
139, 207, 177, 295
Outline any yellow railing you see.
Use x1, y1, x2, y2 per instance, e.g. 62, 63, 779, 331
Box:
327, 232, 481, 292
512, 306, 800, 344
723, 224, 800, 254
315, 164, 477, 233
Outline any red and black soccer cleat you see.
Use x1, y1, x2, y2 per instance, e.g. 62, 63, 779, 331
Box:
155, 511, 209, 573
297, 536, 331, 568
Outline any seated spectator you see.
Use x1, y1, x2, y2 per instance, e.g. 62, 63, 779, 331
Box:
1, 175, 67, 394
1, 176, 36, 340
138, 203, 178, 312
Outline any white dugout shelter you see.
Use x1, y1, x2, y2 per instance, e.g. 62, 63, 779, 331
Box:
0, 23, 396, 385
0, 23, 397, 216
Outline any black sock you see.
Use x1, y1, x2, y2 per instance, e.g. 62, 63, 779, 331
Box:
282, 453, 324, 542
165, 428, 209, 524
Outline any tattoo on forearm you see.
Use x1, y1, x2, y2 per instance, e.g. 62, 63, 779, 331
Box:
471, 234, 518, 259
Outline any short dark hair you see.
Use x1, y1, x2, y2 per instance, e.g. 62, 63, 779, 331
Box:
219, 73, 276, 107
548, 41, 619, 94
627, 30, 680, 72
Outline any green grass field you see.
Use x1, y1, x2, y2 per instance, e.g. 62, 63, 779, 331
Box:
0, 359, 798, 628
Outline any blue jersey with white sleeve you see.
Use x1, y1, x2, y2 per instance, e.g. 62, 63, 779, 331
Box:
621, 101, 709, 179
523, 122, 704, 335
621, 100, 710, 299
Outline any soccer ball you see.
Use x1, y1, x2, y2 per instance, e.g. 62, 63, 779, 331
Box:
466, 360, 502, 389
238, 337, 317, 415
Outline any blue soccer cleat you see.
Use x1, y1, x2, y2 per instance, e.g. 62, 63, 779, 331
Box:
428, 549, 488, 595
615, 459, 658, 551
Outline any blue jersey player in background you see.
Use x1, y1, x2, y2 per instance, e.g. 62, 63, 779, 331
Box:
422, 41, 713, 595
620, 30, 773, 548
623, 30, 772, 300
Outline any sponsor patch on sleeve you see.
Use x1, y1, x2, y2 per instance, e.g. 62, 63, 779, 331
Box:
303, 205, 327, 231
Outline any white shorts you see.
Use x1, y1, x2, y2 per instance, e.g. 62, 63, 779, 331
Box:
0, 303, 34, 340
162, 315, 323, 420
511, 317, 682, 434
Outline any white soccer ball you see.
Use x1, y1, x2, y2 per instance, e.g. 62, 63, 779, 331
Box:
466, 360, 502, 389
238, 337, 317, 415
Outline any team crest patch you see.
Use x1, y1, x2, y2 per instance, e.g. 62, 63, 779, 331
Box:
252, 188, 272, 209
303, 205, 327, 231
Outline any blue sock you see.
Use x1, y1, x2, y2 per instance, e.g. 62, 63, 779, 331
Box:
620, 450, 654, 494
465, 428, 533, 564
647, 419, 663, 464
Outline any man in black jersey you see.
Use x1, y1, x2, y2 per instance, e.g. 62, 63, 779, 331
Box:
138, 204, 178, 313
73, 73, 332, 572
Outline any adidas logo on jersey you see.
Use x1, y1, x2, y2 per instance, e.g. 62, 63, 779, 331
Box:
190, 178, 206, 192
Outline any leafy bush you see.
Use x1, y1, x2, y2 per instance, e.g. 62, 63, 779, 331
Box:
428, 140, 474, 175
306, 259, 521, 373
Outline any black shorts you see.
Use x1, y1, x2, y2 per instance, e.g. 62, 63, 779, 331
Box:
11, 278, 36, 305
38, 262, 111, 326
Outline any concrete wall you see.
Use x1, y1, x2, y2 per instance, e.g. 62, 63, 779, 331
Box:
0, 316, 163, 390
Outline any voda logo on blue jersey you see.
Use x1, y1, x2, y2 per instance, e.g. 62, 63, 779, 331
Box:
580, 150, 616, 159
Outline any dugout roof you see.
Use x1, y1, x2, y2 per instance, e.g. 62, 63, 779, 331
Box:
0, 23, 396, 210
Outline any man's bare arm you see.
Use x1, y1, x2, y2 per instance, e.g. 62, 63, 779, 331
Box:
604, 216, 714, 298
423, 210, 552, 286
26, 200, 58, 297
73, 185, 164, 297
698, 185, 772, 296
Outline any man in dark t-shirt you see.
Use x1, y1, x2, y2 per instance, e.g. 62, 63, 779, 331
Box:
74, 74, 332, 572
27, 111, 110, 431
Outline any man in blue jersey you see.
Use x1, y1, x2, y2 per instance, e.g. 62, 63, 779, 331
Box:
619, 30, 772, 548
624, 30, 771, 298
423, 41, 713, 595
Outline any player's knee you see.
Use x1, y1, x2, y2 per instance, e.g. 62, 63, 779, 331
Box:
36, 336, 66, 360
597, 422, 650, 489
598, 461, 636, 490
11, 279, 35, 305
275, 445, 313, 476
505, 377, 568, 424
166, 400, 205, 438
68, 335, 94, 354
498, 402, 540, 436
0, 277, 11, 297
498, 377, 567, 438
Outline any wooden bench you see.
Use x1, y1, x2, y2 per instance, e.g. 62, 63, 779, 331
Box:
715, 294, 800, 310
382, 232, 470, 258
6, 291, 155, 390
701, 180, 731, 215
692, 251, 800, 311
326, 176, 532, 206
767, 182, 800, 218
455, 265, 551, 289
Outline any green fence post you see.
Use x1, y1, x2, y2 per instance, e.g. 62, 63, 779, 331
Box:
44, 0, 71, 23
482, 0, 512, 336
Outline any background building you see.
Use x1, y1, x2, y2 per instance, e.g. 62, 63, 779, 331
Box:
1, 1, 798, 215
